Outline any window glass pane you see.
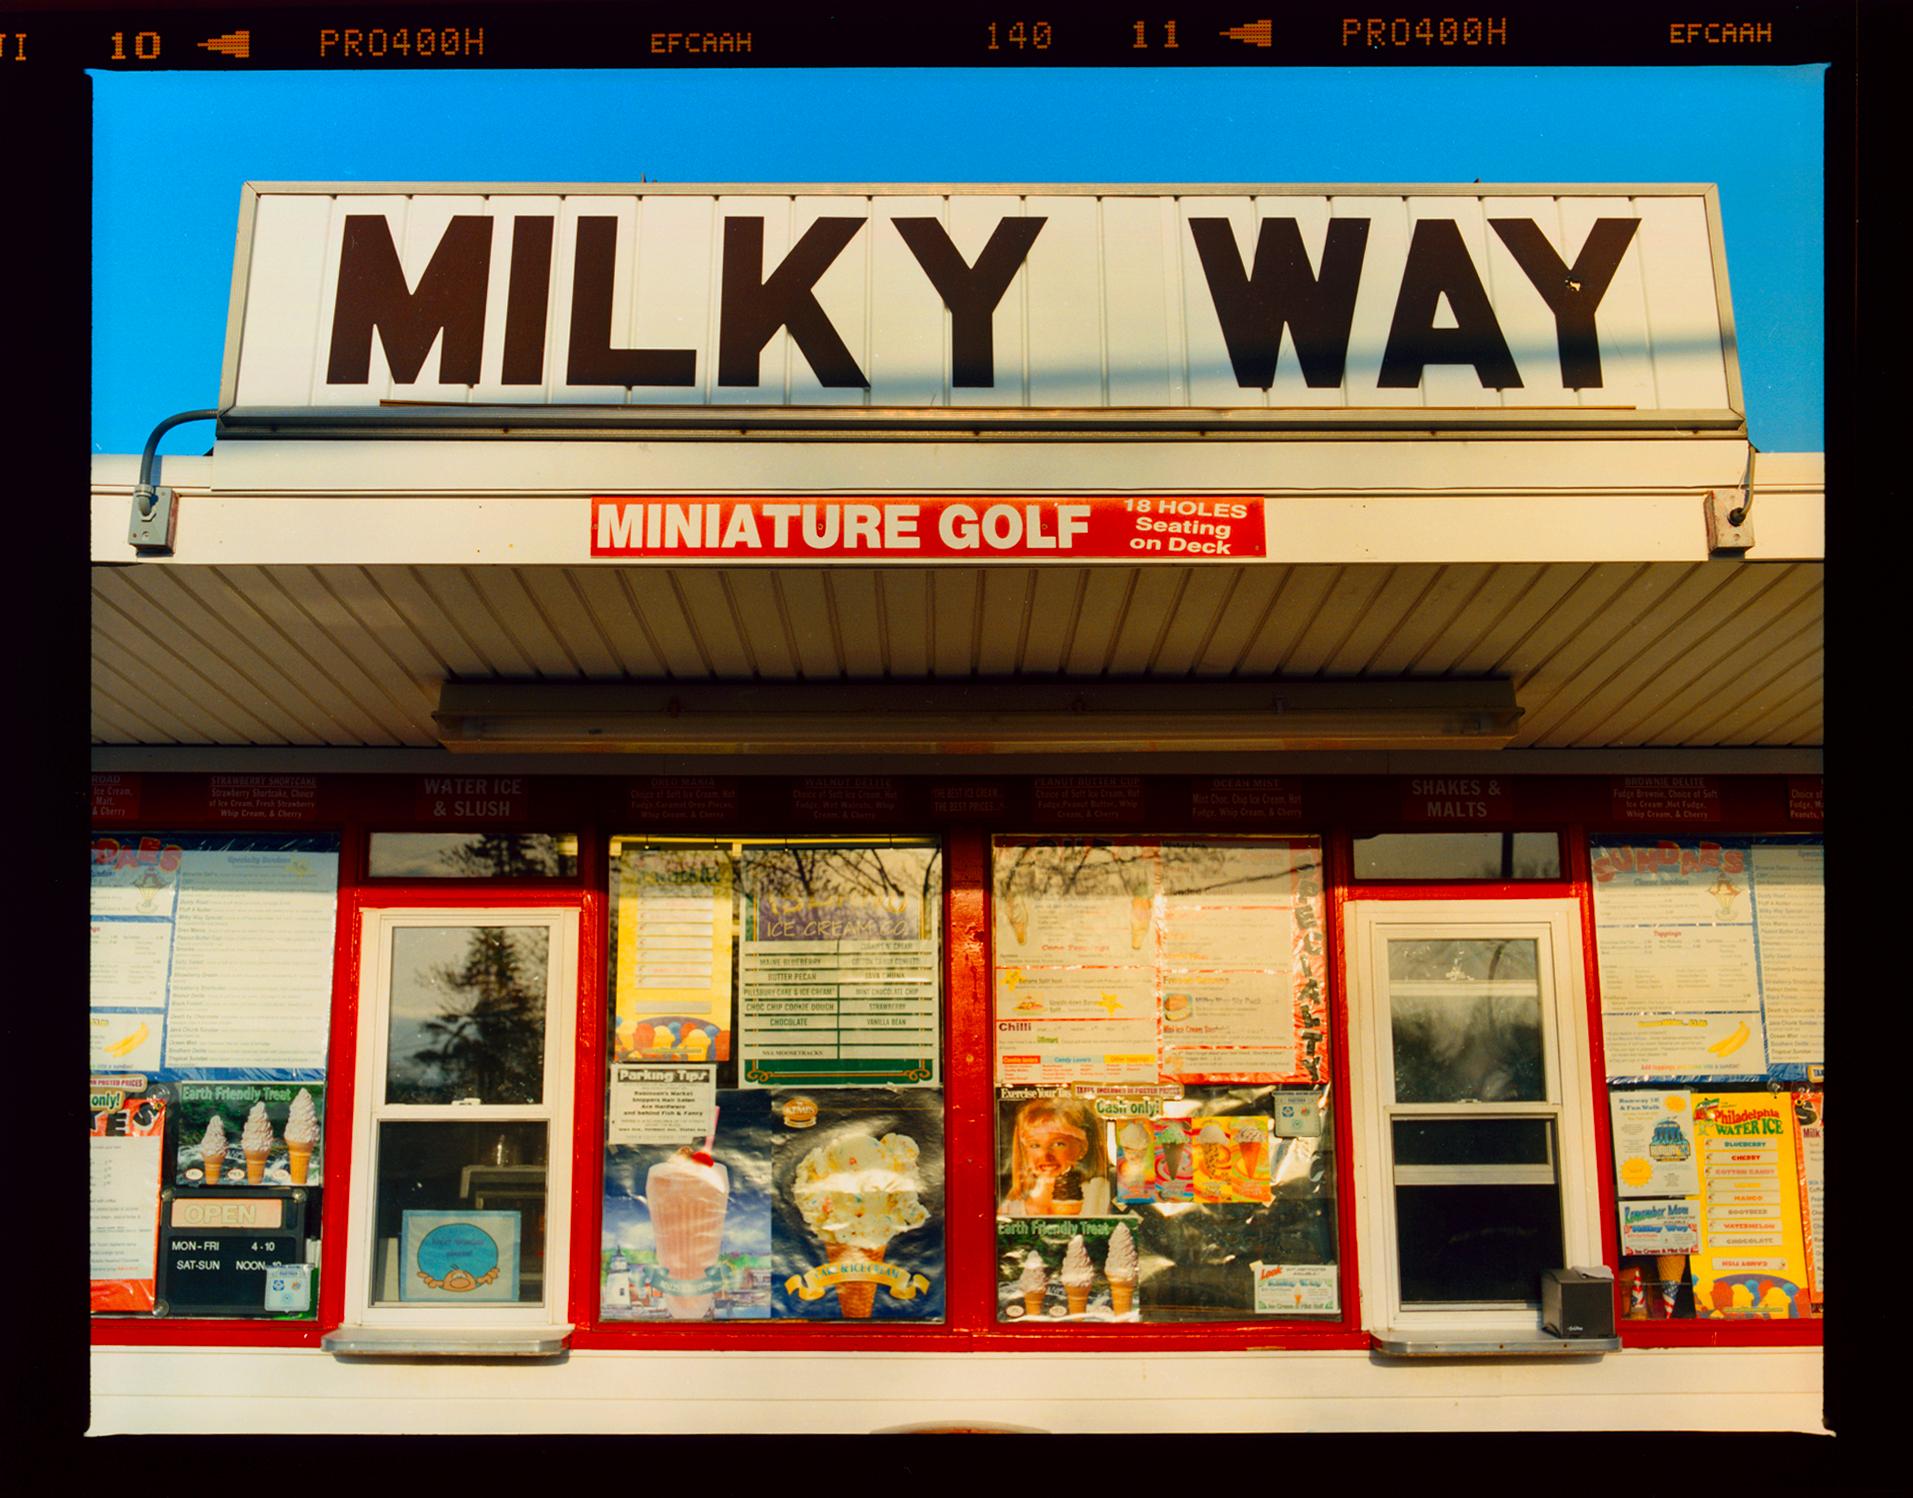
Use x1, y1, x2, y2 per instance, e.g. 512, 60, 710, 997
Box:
371, 1122, 547, 1305
1392, 1118, 1553, 1167
1388, 939, 1545, 1104
1354, 832, 1560, 881
368, 833, 578, 879
601, 839, 947, 1325
990, 838, 1338, 1324
387, 926, 548, 1105
1395, 1181, 1564, 1305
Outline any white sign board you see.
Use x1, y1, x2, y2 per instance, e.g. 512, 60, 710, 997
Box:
224, 185, 1739, 428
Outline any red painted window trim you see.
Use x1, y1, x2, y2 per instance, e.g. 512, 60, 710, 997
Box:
91, 775, 1823, 1353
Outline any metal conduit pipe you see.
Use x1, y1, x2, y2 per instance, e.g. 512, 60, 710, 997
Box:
128, 408, 220, 553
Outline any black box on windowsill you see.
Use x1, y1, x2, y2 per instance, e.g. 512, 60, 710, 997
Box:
1542, 1267, 1616, 1339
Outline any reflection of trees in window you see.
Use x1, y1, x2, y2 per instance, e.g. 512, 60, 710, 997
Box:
1388, 940, 1544, 1104
392, 928, 548, 1104
996, 841, 1320, 902
745, 846, 941, 933
443, 834, 570, 879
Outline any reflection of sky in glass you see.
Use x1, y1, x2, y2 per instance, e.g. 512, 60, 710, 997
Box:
387, 925, 548, 1100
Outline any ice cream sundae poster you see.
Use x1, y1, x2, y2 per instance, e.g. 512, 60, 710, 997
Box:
1591, 836, 1822, 1085
601, 1087, 773, 1321
613, 846, 734, 1066
772, 1088, 944, 1320
1610, 1090, 1699, 1197
401, 1211, 520, 1302
173, 1082, 324, 1187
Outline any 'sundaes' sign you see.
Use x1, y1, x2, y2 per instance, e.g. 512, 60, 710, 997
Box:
590, 495, 1263, 559
227, 187, 1737, 424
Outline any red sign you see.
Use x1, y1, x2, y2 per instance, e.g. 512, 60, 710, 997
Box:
1032, 776, 1145, 825
627, 777, 739, 825
1189, 777, 1304, 824
930, 781, 1007, 821
590, 495, 1265, 560
1399, 775, 1515, 823
1787, 777, 1824, 823
788, 777, 900, 824
1609, 775, 1721, 825
206, 774, 318, 822
91, 773, 141, 822
414, 775, 529, 823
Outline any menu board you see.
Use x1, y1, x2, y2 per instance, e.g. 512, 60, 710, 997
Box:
89, 834, 340, 1077
1685, 1092, 1813, 1318
1590, 837, 1822, 1083
613, 847, 734, 1064
988, 839, 1337, 1326
992, 840, 1326, 1087
738, 846, 941, 1087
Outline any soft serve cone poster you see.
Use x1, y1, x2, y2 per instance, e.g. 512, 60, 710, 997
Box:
773, 1089, 944, 1319
600, 1087, 772, 1321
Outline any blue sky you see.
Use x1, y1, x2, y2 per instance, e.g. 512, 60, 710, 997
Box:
92, 66, 1825, 454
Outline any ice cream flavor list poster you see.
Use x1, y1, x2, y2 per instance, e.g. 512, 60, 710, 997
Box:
738, 850, 941, 1088
88, 834, 340, 1076
1591, 837, 1822, 1083
1686, 1092, 1812, 1317
613, 847, 734, 1064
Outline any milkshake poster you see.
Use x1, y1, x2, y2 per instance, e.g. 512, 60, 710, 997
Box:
601, 1087, 773, 1321
771, 1088, 944, 1320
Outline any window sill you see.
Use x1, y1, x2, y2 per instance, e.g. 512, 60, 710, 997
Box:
322, 1324, 573, 1358
1370, 1328, 1619, 1358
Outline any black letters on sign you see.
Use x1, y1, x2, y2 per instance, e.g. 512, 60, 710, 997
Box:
1380, 219, 1521, 389
500, 216, 554, 386
892, 217, 1046, 388
718, 216, 868, 388
327, 215, 491, 386
567, 217, 697, 387
1489, 218, 1639, 388
1188, 217, 1370, 389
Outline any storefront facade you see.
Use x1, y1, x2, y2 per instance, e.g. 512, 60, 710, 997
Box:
88, 185, 1824, 1434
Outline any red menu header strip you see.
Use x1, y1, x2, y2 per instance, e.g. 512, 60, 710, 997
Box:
590, 496, 1265, 560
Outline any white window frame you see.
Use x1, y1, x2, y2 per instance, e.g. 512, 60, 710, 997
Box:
1346, 898, 1602, 1338
341, 906, 578, 1330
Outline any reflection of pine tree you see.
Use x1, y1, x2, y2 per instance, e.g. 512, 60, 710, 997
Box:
408, 928, 548, 1103
445, 834, 563, 879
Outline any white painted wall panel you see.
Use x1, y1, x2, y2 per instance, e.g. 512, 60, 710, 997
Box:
88, 1347, 1824, 1437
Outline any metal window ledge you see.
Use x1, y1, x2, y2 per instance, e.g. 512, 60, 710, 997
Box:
323, 1325, 572, 1358
1371, 1330, 1620, 1359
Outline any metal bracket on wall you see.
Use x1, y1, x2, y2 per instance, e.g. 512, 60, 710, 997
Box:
1703, 489, 1755, 553
128, 484, 178, 551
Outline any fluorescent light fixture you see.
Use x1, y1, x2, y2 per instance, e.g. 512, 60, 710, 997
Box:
433, 680, 1522, 755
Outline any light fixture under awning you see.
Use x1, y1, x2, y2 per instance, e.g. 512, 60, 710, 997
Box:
432, 680, 1523, 755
